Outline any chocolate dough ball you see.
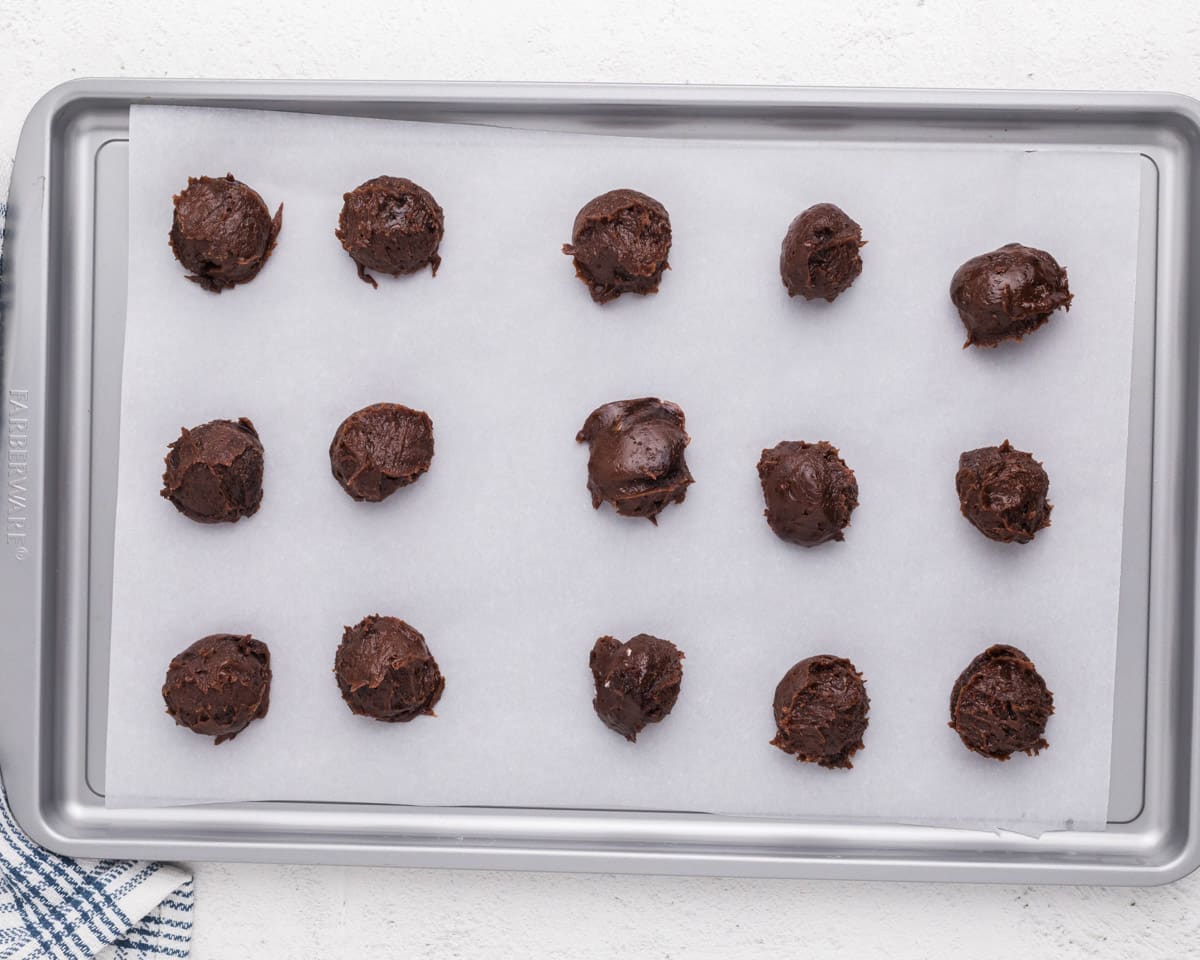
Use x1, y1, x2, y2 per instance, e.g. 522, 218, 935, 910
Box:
329, 403, 434, 503
589, 634, 684, 742
770, 655, 869, 769
161, 417, 264, 524
162, 634, 271, 744
576, 398, 694, 523
562, 189, 672, 304
950, 243, 1073, 347
779, 203, 866, 302
757, 440, 858, 547
949, 645, 1054, 760
334, 615, 445, 722
336, 176, 444, 288
956, 440, 1052, 544
169, 174, 282, 293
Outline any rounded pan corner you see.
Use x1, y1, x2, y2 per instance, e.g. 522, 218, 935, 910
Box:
1150, 89, 1200, 121
1135, 856, 1200, 888
16, 78, 104, 153
1, 780, 55, 857
1103, 810, 1200, 887
3, 780, 117, 862
1130, 90, 1200, 145
1141, 827, 1200, 886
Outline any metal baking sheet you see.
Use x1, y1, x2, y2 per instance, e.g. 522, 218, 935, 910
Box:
1, 79, 1196, 884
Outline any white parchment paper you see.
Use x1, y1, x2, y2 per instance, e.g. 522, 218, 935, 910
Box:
107, 105, 1142, 831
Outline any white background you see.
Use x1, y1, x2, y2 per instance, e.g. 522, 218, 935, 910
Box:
3, 0, 1200, 956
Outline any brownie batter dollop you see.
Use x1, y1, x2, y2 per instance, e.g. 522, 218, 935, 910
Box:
956, 440, 1052, 544
757, 440, 858, 547
770, 655, 869, 769
950, 243, 1073, 347
330, 403, 434, 502
589, 634, 684, 742
162, 634, 271, 744
334, 615, 445, 722
169, 174, 282, 293
336, 176, 445, 288
562, 189, 672, 304
779, 203, 866, 302
161, 417, 264, 524
576, 398, 694, 523
949, 645, 1054, 760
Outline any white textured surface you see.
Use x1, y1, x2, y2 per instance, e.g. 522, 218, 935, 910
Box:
4, 0, 1200, 955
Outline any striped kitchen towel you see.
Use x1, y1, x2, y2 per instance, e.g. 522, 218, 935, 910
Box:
0, 778, 192, 959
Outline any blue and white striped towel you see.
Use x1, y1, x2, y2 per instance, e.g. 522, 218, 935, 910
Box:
2, 154, 192, 959
0, 779, 193, 959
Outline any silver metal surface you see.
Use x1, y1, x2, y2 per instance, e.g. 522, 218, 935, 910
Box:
1, 79, 1197, 883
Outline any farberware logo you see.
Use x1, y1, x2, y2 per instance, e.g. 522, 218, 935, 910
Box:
6, 389, 30, 560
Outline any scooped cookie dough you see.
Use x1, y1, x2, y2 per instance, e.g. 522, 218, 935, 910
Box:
162, 634, 271, 744
336, 176, 444, 287
334, 615, 445, 723
329, 403, 434, 503
771, 655, 869, 769
949, 645, 1054, 760
589, 634, 684, 742
576, 398, 694, 523
779, 203, 865, 302
950, 243, 1073, 347
562, 189, 672, 303
956, 440, 1052, 544
161, 417, 264, 524
169, 174, 281, 292
757, 440, 858, 547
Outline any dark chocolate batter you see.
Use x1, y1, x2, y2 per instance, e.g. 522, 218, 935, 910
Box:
562, 189, 672, 304
169, 174, 282, 293
329, 403, 434, 503
949, 644, 1054, 760
336, 176, 444, 288
779, 203, 866, 302
334, 615, 445, 722
956, 440, 1052, 544
770, 655, 869, 769
576, 398, 694, 523
589, 634, 684, 742
162, 634, 272, 744
757, 440, 858, 547
161, 417, 264, 524
950, 243, 1073, 347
